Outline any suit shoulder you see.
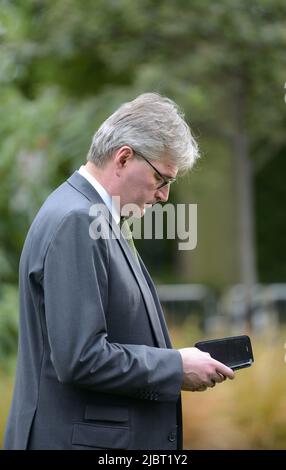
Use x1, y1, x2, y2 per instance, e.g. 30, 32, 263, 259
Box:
22, 182, 93, 259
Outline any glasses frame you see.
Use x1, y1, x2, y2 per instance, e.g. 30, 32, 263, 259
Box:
134, 150, 176, 189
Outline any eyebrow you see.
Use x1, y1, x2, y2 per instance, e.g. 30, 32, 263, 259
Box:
162, 173, 176, 181
134, 149, 176, 181
149, 162, 175, 180
152, 166, 177, 184
165, 173, 176, 180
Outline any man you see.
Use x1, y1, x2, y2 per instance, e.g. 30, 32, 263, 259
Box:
4, 93, 234, 450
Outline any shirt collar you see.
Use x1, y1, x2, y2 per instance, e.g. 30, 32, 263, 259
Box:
78, 165, 120, 224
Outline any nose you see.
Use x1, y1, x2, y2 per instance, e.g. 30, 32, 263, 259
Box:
155, 184, 170, 202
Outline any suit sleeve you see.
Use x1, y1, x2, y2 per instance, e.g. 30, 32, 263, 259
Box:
44, 210, 183, 402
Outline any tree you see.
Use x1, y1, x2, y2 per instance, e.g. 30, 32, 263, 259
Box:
1, 0, 285, 289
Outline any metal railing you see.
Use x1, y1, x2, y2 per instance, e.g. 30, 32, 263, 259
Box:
157, 283, 286, 333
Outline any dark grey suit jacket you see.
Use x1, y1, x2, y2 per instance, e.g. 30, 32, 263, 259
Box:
4, 172, 183, 450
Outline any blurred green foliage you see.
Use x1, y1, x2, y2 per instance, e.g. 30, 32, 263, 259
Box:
1, 0, 286, 286
256, 148, 286, 281
0, 284, 18, 371
1, 0, 286, 449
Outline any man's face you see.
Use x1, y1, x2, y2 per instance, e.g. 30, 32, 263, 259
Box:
121, 154, 178, 217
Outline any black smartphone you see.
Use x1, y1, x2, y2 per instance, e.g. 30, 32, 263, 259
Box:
194, 335, 254, 371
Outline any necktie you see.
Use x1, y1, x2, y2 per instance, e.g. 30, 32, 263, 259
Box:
119, 217, 139, 264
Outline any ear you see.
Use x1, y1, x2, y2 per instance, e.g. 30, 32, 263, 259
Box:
114, 146, 134, 170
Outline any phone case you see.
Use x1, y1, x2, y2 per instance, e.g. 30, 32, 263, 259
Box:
195, 335, 254, 370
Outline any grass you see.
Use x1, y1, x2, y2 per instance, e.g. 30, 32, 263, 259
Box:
0, 370, 15, 448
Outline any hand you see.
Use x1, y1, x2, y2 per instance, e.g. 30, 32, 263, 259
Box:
178, 347, 235, 392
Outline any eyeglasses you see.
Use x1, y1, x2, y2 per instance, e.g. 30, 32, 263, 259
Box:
134, 150, 176, 189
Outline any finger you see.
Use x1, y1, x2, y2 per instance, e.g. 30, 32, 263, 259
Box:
213, 360, 235, 379
205, 379, 216, 388
205, 377, 217, 388
213, 373, 225, 383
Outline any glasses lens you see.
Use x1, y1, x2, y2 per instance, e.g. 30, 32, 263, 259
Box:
157, 178, 175, 189
136, 150, 175, 189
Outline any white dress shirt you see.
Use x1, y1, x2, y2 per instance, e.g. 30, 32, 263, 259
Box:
78, 165, 120, 224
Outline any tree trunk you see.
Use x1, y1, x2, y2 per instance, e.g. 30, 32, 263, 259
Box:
233, 134, 257, 286
233, 77, 257, 324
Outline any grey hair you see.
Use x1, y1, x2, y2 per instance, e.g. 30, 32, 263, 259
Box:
87, 92, 199, 173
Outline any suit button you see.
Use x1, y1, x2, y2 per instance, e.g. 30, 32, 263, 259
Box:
168, 431, 176, 442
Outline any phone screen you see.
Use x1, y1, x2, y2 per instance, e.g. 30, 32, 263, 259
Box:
195, 335, 254, 370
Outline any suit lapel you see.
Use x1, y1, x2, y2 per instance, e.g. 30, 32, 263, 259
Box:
107, 218, 167, 349
67, 172, 167, 349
